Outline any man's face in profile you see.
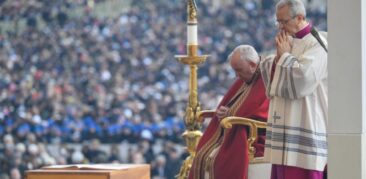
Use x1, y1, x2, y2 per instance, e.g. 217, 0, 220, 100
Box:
230, 52, 255, 82
276, 5, 298, 35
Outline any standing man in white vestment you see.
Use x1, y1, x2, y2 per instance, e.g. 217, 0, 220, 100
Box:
260, 0, 328, 179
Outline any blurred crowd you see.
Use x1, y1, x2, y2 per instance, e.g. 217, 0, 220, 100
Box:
0, 0, 326, 178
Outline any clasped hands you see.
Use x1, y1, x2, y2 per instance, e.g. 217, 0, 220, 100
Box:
216, 106, 229, 121
275, 30, 292, 63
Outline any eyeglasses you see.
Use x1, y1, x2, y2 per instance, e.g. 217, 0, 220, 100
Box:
275, 16, 295, 27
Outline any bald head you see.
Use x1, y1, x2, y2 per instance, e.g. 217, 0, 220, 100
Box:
228, 45, 259, 64
228, 45, 259, 82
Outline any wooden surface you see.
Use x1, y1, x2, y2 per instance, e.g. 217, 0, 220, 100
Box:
26, 164, 150, 179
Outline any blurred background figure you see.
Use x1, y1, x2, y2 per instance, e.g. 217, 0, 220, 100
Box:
152, 155, 167, 179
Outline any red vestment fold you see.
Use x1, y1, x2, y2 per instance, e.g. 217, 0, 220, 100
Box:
188, 75, 269, 179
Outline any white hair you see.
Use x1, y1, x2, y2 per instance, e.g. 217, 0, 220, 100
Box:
228, 45, 259, 64
276, 0, 306, 18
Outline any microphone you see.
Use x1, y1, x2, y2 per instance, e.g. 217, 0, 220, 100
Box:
310, 27, 328, 53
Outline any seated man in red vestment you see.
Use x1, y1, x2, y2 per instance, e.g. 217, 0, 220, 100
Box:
188, 45, 269, 179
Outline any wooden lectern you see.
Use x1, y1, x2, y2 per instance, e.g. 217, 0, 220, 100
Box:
25, 164, 150, 179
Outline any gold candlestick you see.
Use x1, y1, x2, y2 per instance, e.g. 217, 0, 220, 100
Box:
175, 0, 209, 178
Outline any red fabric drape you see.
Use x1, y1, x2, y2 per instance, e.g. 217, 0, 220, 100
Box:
188, 75, 269, 179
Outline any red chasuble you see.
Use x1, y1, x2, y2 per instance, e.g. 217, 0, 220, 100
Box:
188, 75, 269, 179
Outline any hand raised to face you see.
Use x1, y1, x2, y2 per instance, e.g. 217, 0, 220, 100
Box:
275, 30, 292, 60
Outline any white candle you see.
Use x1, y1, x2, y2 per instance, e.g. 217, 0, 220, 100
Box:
187, 24, 198, 45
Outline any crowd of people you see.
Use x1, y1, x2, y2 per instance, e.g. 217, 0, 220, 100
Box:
0, 0, 326, 178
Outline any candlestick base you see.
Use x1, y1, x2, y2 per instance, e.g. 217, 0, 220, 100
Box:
175, 55, 209, 65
